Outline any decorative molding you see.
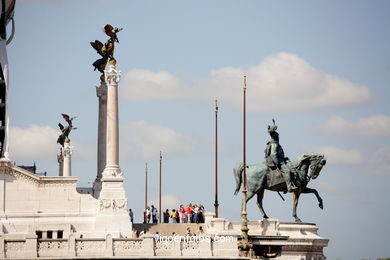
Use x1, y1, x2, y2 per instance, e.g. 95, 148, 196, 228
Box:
102, 167, 123, 178
1, 167, 40, 185
182, 240, 200, 255
57, 153, 64, 163
0, 158, 11, 167
105, 65, 121, 85
1, 166, 78, 187
38, 241, 67, 251
99, 199, 112, 211
155, 240, 174, 256
99, 198, 128, 212
113, 240, 142, 251
113, 199, 127, 211
62, 142, 73, 157
5, 241, 25, 257
76, 240, 105, 253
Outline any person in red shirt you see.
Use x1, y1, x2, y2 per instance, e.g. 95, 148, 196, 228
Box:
186, 203, 192, 223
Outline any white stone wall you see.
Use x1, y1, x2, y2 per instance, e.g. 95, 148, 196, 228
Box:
0, 163, 97, 237
0, 161, 328, 259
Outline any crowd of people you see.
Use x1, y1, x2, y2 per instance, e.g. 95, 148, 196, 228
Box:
138, 203, 205, 224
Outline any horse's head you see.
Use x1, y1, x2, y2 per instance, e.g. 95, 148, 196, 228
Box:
307, 153, 326, 179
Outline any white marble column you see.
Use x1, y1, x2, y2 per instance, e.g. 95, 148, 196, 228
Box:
96, 80, 107, 179
62, 139, 72, 177
95, 61, 131, 238
57, 151, 63, 176
101, 62, 122, 179
93, 80, 107, 197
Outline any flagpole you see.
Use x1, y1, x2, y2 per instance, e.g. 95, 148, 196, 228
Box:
159, 150, 162, 223
238, 75, 253, 257
214, 99, 219, 218
145, 162, 148, 212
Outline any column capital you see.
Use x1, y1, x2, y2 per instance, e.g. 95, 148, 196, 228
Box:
62, 139, 73, 157
57, 153, 63, 163
105, 64, 121, 85
96, 81, 107, 99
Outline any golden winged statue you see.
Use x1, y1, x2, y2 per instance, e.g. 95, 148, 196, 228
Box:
90, 24, 123, 77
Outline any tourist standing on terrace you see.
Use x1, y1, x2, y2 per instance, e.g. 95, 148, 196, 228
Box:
186, 204, 193, 223
171, 209, 178, 223
129, 209, 134, 223
152, 205, 158, 224
163, 209, 170, 223
179, 205, 185, 223
145, 206, 151, 224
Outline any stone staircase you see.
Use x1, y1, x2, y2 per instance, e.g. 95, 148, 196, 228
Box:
133, 223, 206, 236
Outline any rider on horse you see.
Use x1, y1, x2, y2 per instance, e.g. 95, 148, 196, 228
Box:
264, 119, 298, 192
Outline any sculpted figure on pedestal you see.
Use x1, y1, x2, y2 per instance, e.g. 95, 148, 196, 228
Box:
264, 119, 297, 193
90, 24, 123, 77
234, 119, 327, 222
57, 113, 77, 147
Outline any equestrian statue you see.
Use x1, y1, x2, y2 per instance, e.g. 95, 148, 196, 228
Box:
234, 119, 327, 222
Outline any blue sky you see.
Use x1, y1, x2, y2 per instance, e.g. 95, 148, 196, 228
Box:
5, 1, 390, 259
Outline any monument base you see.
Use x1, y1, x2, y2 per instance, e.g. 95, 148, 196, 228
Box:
205, 215, 329, 259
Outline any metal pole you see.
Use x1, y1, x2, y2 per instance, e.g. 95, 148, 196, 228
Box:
238, 75, 253, 257
159, 151, 162, 223
145, 162, 148, 211
214, 99, 219, 218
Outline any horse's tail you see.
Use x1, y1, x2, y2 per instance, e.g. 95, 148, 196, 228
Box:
233, 162, 244, 195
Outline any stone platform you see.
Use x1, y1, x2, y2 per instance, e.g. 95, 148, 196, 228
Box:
0, 217, 328, 259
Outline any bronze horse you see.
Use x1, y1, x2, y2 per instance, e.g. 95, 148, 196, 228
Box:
234, 152, 326, 222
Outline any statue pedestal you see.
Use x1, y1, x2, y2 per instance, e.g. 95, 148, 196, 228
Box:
275, 222, 329, 259
248, 220, 329, 259
95, 173, 131, 238
204, 214, 329, 259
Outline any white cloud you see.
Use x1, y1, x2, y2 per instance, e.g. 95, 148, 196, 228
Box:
9, 125, 59, 161
315, 115, 390, 137
121, 69, 188, 101
120, 121, 207, 160
315, 145, 390, 176
121, 53, 372, 113
315, 146, 364, 165
150, 194, 182, 211
196, 53, 372, 112
9, 125, 94, 162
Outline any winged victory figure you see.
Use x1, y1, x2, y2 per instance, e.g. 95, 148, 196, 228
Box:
90, 24, 123, 76
57, 113, 77, 147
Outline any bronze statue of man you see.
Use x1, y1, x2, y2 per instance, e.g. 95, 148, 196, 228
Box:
264, 119, 297, 192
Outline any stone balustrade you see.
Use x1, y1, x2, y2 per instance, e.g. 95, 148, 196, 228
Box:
0, 217, 328, 259
0, 233, 234, 259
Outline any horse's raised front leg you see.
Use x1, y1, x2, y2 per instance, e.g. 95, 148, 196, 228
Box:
256, 189, 268, 219
302, 187, 323, 210
292, 190, 302, 223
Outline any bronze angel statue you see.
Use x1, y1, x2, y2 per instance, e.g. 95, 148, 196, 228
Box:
57, 113, 77, 147
90, 24, 123, 75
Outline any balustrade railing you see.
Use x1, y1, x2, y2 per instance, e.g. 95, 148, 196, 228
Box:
0, 234, 220, 258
